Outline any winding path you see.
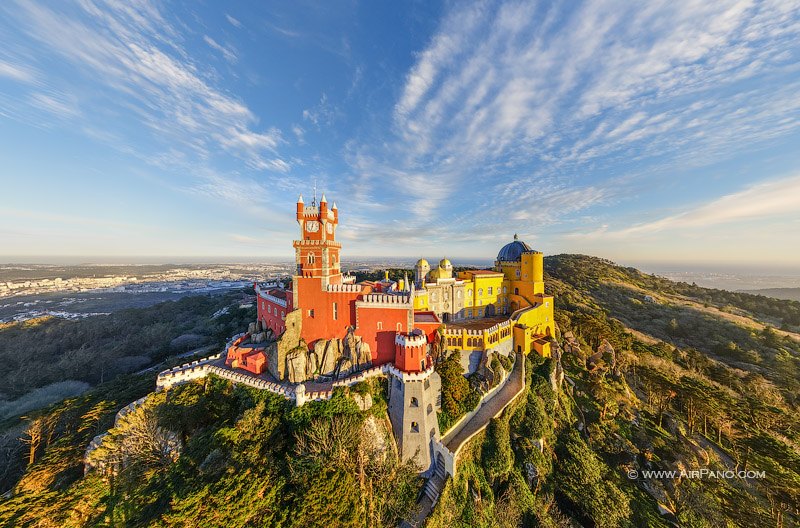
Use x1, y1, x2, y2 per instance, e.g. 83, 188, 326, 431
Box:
403, 353, 527, 527
444, 351, 525, 453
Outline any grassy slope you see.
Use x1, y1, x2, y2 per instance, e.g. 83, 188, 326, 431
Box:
1, 256, 799, 527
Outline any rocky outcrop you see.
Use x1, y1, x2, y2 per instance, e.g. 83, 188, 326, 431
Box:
271, 318, 373, 383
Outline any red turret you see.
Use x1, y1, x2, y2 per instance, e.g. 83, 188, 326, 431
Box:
319, 192, 328, 218
394, 331, 429, 372
296, 194, 304, 221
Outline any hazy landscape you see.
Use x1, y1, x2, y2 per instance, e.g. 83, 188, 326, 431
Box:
2, 0, 800, 526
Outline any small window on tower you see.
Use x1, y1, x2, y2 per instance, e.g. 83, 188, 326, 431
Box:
308, 253, 315, 264
411, 422, 419, 433
478, 288, 483, 296
488, 287, 493, 295
332, 302, 338, 320
308, 309, 315, 318
377, 321, 383, 330
410, 397, 419, 407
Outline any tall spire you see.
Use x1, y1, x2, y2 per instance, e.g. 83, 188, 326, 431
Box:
320, 192, 327, 203
298, 193, 304, 203
312, 178, 317, 206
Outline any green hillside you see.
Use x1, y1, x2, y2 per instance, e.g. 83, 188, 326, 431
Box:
1, 256, 799, 527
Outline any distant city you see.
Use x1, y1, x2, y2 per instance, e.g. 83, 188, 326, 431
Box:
2, 257, 798, 324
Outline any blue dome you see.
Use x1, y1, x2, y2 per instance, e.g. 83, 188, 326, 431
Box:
496, 235, 531, 262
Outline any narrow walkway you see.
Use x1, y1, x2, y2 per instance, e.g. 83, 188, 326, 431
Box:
445, 351, 525, 453
402, 353, 526, 527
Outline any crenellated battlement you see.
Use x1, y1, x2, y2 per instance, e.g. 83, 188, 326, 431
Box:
293, 239, 342, 247
326, 283, 363, 293
385, 362, 436, 382
358, 293, 412, 305
395, 333, 427, 347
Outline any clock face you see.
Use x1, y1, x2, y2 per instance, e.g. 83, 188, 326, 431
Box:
305, 221, 320, 233
326, 223, 333, 234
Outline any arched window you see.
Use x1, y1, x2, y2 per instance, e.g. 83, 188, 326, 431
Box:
307, 253, 315, 264
478, 288, 483, 296
456, 290, 462, 298
410, 397, 419, 407
427, 403, 433, 414
411, 421, 419, 433
514, 288, 519, 295
503, 287, 507, 294
377, 321, 383, 330
396, 322, 402, 331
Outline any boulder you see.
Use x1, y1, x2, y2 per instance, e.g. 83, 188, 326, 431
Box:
352, 392, 373, 411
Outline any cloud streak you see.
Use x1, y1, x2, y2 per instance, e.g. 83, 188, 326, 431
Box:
1, 0, 288, 174
347, 0, 800, 247
579, 174, 800, 239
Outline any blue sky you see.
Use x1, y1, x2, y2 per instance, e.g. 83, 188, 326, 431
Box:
1, 0, 799, 267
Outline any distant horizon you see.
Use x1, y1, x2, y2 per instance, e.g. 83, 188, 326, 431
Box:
2, 254, 799, 276
2, 2, 800, 267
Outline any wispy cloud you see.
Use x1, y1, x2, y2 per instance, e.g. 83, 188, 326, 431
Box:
225, 14, 242, 29
348, 0, 800, 246
574, 174, 800, 239
1, 1, 288, 174
0, 59, 36, 83
28, 92, 80, 118
203, 35, 238, 63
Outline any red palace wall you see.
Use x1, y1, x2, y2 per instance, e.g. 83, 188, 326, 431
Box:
256, 290, 293, 336
294, 277, 364, 346
355, 304, 412, 366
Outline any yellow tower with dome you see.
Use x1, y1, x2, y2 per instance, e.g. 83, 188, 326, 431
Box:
411, 234, 554, 357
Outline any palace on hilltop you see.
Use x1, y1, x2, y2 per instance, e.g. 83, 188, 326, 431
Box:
223, 191, 556, 469
227, 192, 554, 379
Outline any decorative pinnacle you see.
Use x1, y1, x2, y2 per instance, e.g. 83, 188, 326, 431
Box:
513, 233, 518, 240
332, 201, 338, 210
320, 193, 327, 203
298, 194, 304, 203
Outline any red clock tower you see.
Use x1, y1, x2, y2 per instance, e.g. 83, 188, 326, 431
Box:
292, 193, 359, 346
293, 193, 341, 289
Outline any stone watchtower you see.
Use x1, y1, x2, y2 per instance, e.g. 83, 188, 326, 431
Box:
387, 331, 441, 472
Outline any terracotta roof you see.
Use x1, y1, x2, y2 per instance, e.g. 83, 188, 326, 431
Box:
267, 289, 288, 300
414, 312, 439, 323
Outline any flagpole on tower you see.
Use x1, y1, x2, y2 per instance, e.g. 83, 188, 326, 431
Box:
313, 178, 317, 206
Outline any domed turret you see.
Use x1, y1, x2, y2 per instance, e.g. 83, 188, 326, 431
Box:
496, 234, 532, 262
439, 258, 452, 270
415, 258, 431, 287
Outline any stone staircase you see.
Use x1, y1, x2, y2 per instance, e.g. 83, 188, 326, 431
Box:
401, 457, 448, 527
